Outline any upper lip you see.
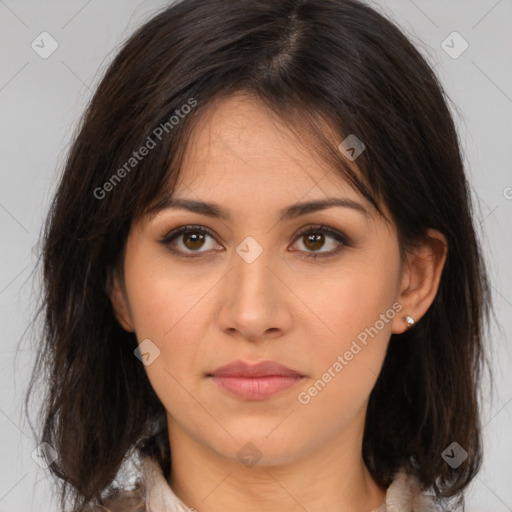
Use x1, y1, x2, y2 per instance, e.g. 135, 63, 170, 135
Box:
208, 360, 304, 378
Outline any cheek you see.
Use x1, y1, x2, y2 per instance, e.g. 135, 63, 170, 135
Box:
295, 298, 395, 428
292, 252, 400, 414
124, 249, 217, 340
294, 250, 399, 348
124, 268, 210, 422
123, 255, 216, 397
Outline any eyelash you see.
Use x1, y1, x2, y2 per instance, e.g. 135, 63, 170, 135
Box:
159, 224, 351, 260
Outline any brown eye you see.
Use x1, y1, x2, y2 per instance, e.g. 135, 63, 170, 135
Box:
160, 225, 221, 255
290, 225, 351, 259
160, 224, 350, 260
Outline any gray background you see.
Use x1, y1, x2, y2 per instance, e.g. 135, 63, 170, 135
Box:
1, 0, 511, 510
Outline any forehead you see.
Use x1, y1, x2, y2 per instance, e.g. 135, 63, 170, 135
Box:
175, 92, 361, 199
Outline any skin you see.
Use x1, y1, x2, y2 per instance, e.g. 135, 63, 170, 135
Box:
110, 93, 447, 512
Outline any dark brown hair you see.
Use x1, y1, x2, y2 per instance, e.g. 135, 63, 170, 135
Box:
26, 0, 492, 510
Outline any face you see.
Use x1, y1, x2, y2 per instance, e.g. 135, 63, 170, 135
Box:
111, 93, 419, 466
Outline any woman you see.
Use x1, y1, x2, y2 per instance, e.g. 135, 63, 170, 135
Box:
26, 0, 491, 510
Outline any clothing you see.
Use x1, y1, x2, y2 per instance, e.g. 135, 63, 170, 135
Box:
140, 456, 441, 511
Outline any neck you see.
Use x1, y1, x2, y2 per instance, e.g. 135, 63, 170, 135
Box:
166, 412, 386, 512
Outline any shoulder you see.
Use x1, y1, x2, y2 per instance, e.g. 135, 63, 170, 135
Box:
384, 469, 443, 512
82, 489, 146, 512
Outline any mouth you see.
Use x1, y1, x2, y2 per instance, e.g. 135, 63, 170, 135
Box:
207, 360, 305, 400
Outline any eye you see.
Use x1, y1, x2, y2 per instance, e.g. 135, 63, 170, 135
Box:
159, 223, 351, 259
159, 225, 222, 256
290, 224, 351, 259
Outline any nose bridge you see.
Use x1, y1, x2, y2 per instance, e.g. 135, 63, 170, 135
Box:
216, 235, 288, 339
231, 236, 276, 308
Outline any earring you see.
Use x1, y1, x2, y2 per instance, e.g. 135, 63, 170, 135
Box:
404, 315, 415, 328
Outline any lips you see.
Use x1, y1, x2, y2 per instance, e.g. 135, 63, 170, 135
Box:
209, 360, 304, 378
208, 360, 305, 400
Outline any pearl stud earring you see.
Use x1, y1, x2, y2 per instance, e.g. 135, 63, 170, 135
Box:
404, 315, 415, 328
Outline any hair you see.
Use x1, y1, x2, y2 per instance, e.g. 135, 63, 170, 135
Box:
25, 0, 492, 510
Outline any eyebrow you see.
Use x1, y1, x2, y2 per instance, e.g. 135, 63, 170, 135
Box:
146, 196, 369, 222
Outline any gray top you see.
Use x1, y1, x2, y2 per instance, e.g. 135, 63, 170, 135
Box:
140, 456, 441, 511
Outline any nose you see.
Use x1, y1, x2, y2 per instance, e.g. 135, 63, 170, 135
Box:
215, 244, 293, 343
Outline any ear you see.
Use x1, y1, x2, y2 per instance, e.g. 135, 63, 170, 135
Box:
391, 229, 448, 334
106, 267, 135, 333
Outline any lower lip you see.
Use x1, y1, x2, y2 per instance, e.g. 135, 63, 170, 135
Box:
210, 375, 303, 400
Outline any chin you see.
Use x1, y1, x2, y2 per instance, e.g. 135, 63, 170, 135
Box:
212, 430, 308, 468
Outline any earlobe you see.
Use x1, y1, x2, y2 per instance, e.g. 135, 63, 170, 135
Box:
107, 268, 135, 333
392, 229, 448, 334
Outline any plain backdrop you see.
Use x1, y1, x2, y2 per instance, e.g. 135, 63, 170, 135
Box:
0, 1, 511, 510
